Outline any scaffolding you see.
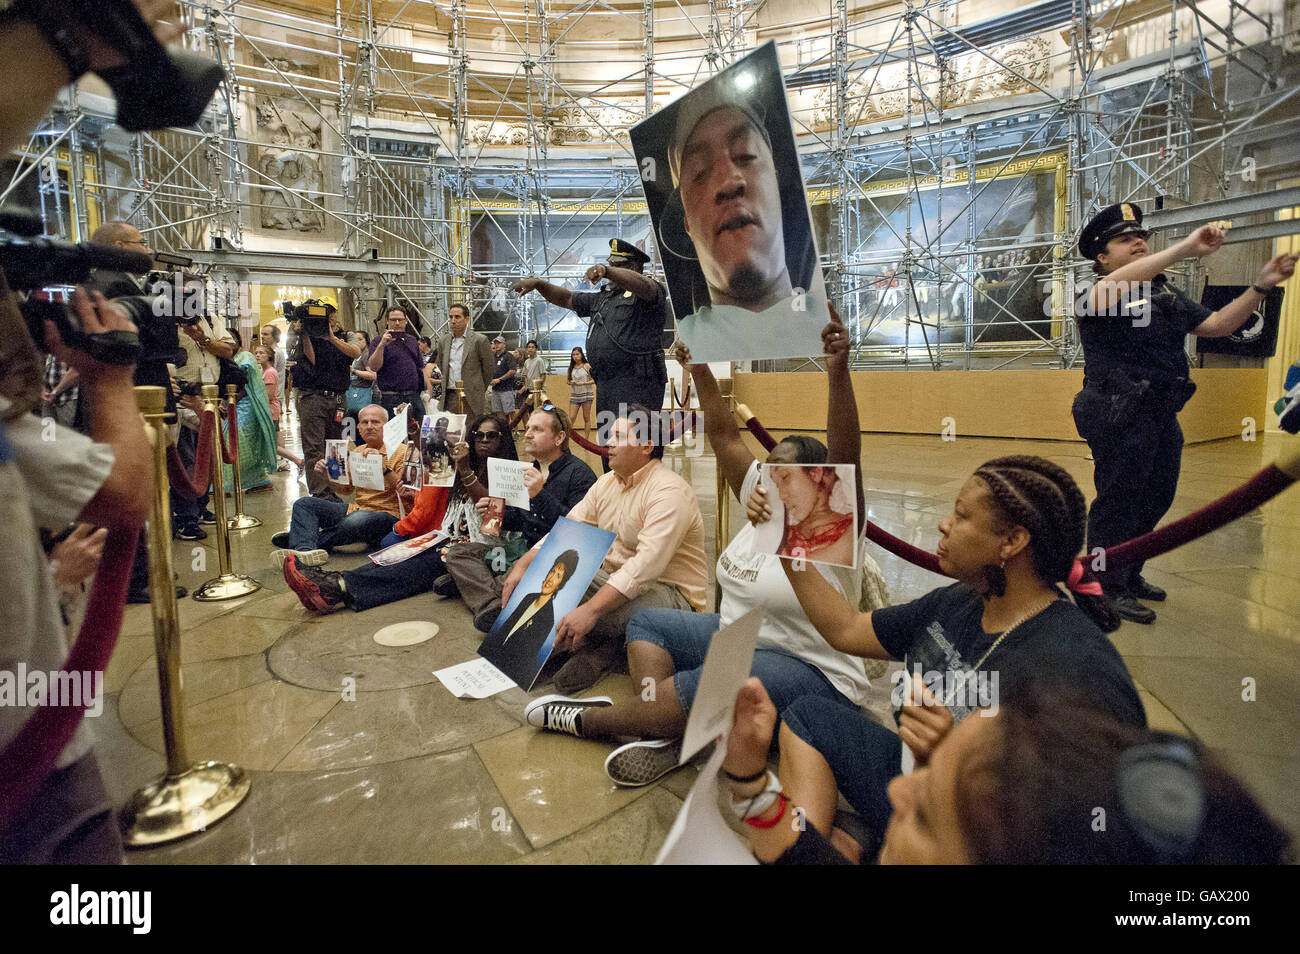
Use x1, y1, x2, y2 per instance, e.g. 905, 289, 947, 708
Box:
5, 0, 1297, 366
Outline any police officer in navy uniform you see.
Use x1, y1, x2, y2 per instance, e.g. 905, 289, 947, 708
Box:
1072, 203, 1297, 623
512, 239, 669, 467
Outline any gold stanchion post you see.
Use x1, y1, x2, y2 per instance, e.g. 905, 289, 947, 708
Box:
193, 384, 262, 601
224, 383, 262, 530
119, 386, 250, 847
455, 379, 466, 416
715, 376, 733, 548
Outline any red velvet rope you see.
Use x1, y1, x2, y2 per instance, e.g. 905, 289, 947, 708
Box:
0, 527, 139, 827
568, 411, 699, 458
219, 401, 238, 465
1102, 463, 1295, 570
165, 408, 216, 500
739, 410, 1297, 579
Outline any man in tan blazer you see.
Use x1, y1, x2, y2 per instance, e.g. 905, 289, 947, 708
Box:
436, 302, 494, 416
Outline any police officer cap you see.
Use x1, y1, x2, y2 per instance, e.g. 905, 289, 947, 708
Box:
607, 238, 650, 266
1079, 203, 1150, 260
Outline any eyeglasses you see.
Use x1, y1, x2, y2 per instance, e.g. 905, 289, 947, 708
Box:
472, 430, 501, 441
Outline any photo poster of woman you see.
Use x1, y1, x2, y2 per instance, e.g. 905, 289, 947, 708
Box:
477, 517, 617, 690
752, 463, 858, 569
420, 412, 466, 488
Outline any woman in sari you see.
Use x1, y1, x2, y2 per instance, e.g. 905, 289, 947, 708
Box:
221, 329, 279, 493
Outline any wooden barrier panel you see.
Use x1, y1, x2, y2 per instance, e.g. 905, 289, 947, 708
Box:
728, 368, 1267, 444
542, 368, 1264, 444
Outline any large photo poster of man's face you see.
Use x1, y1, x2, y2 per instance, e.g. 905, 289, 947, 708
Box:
631, 41, 828, 363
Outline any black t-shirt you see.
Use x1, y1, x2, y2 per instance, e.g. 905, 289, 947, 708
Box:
1077, 274, 1211, 385
491, 351, 517, 392
872, 583, 1146, 729
294, 332, 352, 391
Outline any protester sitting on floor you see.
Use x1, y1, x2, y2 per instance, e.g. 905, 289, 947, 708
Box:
723, 677, 1290, 865
737, 452, 1144, 861
495, 404, 708, 694
525, 309, 889, 788
283, 413, 522, 614
271, 404, 404, 565
442, 405, 597, 632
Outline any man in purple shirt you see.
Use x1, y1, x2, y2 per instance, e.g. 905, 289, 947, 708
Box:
367, 304, 426, 422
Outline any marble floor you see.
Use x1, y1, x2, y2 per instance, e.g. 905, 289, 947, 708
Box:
96, 419, 1300, 863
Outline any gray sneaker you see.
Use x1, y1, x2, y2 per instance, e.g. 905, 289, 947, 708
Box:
604, 738, 682, 787
271, 548, 328, 569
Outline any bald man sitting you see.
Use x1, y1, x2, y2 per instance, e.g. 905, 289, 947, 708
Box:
271, 404, 406, 565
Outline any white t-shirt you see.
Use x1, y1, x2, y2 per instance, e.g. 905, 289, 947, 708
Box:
716, 462, 871, 705
0, 400, 115, 768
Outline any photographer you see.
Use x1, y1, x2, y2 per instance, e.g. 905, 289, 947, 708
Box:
366, 303, 425, 422
0, 0, 218, 864
292, 301, 361, 497
0, 281, 152, 864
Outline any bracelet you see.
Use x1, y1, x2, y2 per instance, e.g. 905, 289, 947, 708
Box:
1251, 284, 1271, 295
744, 793, 788, 829
724, 766, 768, 784
460, 471, 479, 486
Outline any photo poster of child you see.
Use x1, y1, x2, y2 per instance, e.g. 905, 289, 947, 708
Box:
400, 441, 424, 490
477, 517, 616, 690
480, 496, 505, 536
325, 439, 350, 482
420, 412, 465, 488
751, 463, 858, 569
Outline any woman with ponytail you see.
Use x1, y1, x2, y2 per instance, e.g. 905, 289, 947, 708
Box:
731, 454, 1146, 863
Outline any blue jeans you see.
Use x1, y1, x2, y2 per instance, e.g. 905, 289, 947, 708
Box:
782, 695, 901, 833
340, 545, 446, 612
287, 496, 397, 552
625, 608, 857, 715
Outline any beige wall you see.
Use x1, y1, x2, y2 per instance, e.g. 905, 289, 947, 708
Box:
543, 368, 1265, 444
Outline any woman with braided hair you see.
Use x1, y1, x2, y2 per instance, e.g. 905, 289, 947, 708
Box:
730, 454, 1146, 863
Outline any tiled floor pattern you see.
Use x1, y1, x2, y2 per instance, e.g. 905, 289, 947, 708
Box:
97, 419, 1299, 862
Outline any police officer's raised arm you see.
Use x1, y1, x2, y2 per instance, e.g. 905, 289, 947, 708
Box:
591, 263, 660, 303
1089, 224, 1224, 314
512, 277, 574, 312
1192, 251, 1298, 338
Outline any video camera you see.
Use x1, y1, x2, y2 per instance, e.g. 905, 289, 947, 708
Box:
291, 299, 335, 338
0, 208, 197, 367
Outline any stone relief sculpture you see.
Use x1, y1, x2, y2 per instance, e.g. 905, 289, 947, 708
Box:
253, 94, 327, 232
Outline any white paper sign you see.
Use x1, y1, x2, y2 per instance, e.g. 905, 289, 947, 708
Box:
433, 658, 518, 699
488, 458, 532, 510
679, 607, 764, 764
655, 739, 758, 865
383, 406, 408, 454
349, 450, 386, 490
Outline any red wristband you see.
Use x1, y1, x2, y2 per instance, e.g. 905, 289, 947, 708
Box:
744, 793, 788, 829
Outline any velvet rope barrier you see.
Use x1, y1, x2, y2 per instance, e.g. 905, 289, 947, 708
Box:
737, 407, 1299, 579
1101, 449, 1300, 571
568, 411, 700, 457
219, 401, 239, 465
165, 408, 217, 500
0, 527, 140, 827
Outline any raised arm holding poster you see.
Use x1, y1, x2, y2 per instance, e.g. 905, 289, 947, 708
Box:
630, 40, 828, 363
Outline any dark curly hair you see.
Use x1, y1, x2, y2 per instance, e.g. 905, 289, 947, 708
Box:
973, 455, 1118, 631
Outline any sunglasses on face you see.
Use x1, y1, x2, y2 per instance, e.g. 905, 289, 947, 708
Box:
472, 430, 501, 441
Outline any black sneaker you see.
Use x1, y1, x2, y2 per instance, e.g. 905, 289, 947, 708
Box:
1113, 595, 1156, 625
473, 606, 501, 633
173, 525, 207, 542
1131, 576, 1166, 602
282, 554, 345, 614
432, 573, 460, 598
271, 531, 291, 549
198, 508, 217, 526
